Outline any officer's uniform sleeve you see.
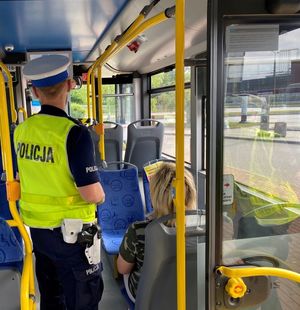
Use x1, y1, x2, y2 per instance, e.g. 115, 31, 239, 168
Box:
67, 125, 100, 187
119, 224, 137, 263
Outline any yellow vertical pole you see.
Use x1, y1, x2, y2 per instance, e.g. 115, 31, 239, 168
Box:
97, 66, 105, 160
0, 71, 35, 309
0, 63, 17, 123
174, 0, 186, 310
86, 74, 91, 119
92, 72, 97, 120
87, 11, 171, 163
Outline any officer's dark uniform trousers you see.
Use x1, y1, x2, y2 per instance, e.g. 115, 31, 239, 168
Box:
30, 227, 103, 310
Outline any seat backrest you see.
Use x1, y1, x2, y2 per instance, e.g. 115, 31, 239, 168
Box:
0, 145, 3, 177
0, 269, 21, 310
0, 217, 23, 266
135, 211, 206, 310
142, 159, 170, 213
97, 162, 145, 232
0, 135, 23, 309
142, 168, 152, 214
142, 159, 162, 213
104, 122, 123, 169
0, 143, 23, 271
124, 119, 164, 172
0, 201, 22, 310
88, 125, 102, 167
142, 159, 194, 214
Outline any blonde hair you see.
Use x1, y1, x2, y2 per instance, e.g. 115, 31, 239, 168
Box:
149, 162, 196, 225
36, 80, 68, 100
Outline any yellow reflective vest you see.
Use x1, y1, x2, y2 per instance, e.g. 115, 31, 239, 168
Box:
14, 114, 96, 228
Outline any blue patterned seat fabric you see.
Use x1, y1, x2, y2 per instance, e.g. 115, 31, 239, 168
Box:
0, 145, 23, 271
142, 159, 175, 214
97, 163, 145, 254
142, 169, 153, 214
0, 217, 23, 265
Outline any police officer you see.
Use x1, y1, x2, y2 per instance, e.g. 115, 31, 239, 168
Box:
14, 55, 105, 310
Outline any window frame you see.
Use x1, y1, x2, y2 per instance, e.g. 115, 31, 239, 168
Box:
148, 65, 192, 162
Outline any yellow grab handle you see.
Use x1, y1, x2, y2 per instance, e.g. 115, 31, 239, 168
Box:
0, 64, 36, 310
97, 67, 105, 160
87, 9, 172, 160
217, 266, 300, 283
86, 13, 145, 121
0, 62, 17, 123
18, 107, 28, 120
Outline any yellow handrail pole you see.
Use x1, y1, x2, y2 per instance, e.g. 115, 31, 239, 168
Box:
218, 266, 300, 283
89, 9, 169, 79
87, 9, 173, 163
174, 0, 185, 309
0, 63, 17, 123
87, 12, 145, 76
86, 76, 91, 119
0, 116, 6, 172
104, 11, 170, 65
86, 1, 166, 121
87, 41, 117, 94
91, 72, 97, 120
87, 11, 164, 157
17, 107, 28, 120
97, 66, 105, 160
88, 12, 144, 136
90, 11, 171, 107
6, 219, 18, 226
86, 0, 166, 122
0, 73, 35, 309
87, 41, 117, 122
90, 10, 172, 161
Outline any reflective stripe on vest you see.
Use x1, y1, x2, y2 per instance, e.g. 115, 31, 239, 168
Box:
14, 114, 96, 228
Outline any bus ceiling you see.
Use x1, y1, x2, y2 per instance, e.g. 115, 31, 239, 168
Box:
0, 0, 206, 75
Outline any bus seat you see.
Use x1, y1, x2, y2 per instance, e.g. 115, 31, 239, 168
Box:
142, 159, 194, 214
0, 218, 23, 265
142, 159, 169, 214
135, 211, 205, 310
142, 168, 153, 214
97, 162, 145, 255
0, 218, 22, 310
88, 125, 102, 167
104, 121, 123, 169
0, 145, 23, 272
124, 119, 164, 172
0, 269, 21, 310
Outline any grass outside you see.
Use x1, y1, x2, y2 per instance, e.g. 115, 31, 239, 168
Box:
225, 109, 300, 117
227, 122, 258, 129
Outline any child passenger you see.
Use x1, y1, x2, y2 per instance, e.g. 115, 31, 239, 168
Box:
117, 162, 197, 300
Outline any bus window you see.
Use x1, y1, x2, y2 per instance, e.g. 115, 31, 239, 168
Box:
212, 23, 300, 310
69, 83, 135, 124
150, 67, 191, 89
150, 68, 191, 162
103, 84, 135, 125
70, 84, 88, 119
224, 26, 300, 203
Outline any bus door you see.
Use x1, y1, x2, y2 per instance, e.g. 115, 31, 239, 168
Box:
207, 0, 300, 309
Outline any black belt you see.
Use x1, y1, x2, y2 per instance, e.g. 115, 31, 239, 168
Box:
52, 223, 93, 233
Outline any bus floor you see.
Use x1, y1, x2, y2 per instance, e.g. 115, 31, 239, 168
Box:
34, 250, 129, 309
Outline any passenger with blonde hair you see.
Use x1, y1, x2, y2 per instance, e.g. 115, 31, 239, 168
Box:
117, 162, 197, 300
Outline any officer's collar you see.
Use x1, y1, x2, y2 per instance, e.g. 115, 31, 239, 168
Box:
39, 104, 68, 117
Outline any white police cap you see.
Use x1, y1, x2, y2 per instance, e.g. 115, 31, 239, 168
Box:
23, 54, 70, 87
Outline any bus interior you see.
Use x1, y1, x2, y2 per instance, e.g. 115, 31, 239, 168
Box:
1, 0, 300, 309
